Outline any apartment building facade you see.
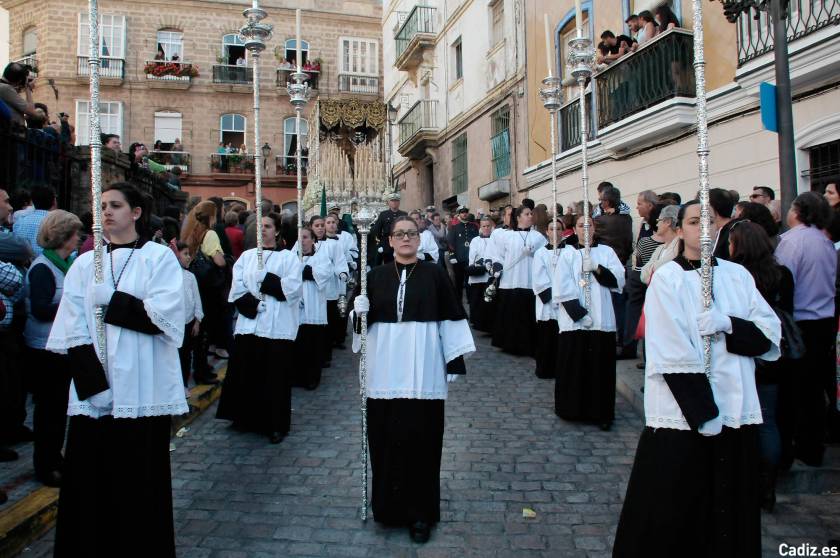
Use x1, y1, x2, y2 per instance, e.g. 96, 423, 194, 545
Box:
2, 0, 382, 208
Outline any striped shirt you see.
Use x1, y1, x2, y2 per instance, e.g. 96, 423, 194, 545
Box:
633, 236, 662, 271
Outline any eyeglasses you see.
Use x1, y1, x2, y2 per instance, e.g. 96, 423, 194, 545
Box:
729, 218, 752, 232
390, 230, 419, 240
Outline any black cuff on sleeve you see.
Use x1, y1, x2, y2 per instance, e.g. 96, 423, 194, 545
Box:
492, 262, 503, 275
593, 265, 619, 288
353, 313, 362, 334
466, 265, 485, 277
302, 265, 315, 281
104, 291, 163, 335
663, 373, 719, 431
234, 293, 260, 319
538, 288, 552, 304
725, 317, 773, 357
67, 344, 109, 400
259, 272, 286, 301
423, 253, 434, 262
561, 300, 587, 322
446, 355, 466, 375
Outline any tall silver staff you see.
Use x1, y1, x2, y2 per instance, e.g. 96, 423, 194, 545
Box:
288, 9, 311, 261
692, 0, 714, 375
567, 13, 596, 310
540, 16, 562, 257
88, 0, 107, 364
240, 0, 272, 268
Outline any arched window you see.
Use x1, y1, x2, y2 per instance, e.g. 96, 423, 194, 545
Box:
220, 113, 247, 148
22, 27, 37, 55
283, 39, 309, 66
156, 30, 183, 61
283, 117, 309, 168
221, 34, 246, 65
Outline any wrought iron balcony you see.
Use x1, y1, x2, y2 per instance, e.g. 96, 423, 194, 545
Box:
210, 153, 255, 174
275, 155, 309, 176
77, 56, 125, 81
212, 64, 253, 85
395, 6, 437, 70
397, 100, 439, 159
735, 0, 840, 66
276, 67, 319, 90
338, 74, 379, 95
559, 93, 596, 152
594, 29, 695, 130
15, 54, 37, 72
149, 150, 191, 174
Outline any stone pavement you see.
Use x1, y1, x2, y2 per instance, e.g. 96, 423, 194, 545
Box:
17, 329, 840, 557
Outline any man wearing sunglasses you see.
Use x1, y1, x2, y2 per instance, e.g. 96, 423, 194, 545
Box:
749, 186, 775, 207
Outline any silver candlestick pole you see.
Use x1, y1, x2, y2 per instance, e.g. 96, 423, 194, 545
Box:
540, 76, 563, 258
88, 0, 107, 366
692, 0, 714, 377
567, 36, 596, 311
240, 2, 272, 268
288, 10, 311, 261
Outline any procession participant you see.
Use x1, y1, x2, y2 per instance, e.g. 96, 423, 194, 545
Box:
325, 214, 353, 348
172, 240, 203, 392
446, 207, 479, 303
532, 218, 570, 380
466, 216, 496, 332
46, 182, 188, 557
308, 215, 349, 360
368, 192, 407, 265
613, 200, 781, 557
216, 213, 303, 444
292, 226, 331, 390
411, 210, 439, 263
327, 210, 359, 270
552, 215, 625, 429
490, 206, 548, 356
351, 215, 475, 544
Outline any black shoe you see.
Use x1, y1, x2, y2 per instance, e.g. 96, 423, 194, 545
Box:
0, 488, 7, 505
194, 374, 220, 386
409, 521, 431, 544
37, 470, 63, 488
616, 348, 636, 360
269, 432, 285, 444
760, 470, 777, 513
0, 447, 19, 462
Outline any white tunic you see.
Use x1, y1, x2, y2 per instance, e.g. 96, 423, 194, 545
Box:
338, 230, 359, 268
298, 247, 331, 325
182, 268, 203, 324
418, 229, 440, 263
230, 248, 303, 340
532, 245, 567, 322
467, 236, 493, 285
46, 242, 189, 419
552, 244, 625, 333
318, 238, 348, 301
491, 230, 548, 290
643, 259, 781, 433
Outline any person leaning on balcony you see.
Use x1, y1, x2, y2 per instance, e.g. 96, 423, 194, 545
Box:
655, 4, 681, 32
596, 30, 636, 65
625, 14, 641, 40
637, 10, 658, 44
0, 63, 40, 127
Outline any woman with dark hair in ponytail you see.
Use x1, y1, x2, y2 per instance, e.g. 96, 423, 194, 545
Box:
47, 182, 188, 556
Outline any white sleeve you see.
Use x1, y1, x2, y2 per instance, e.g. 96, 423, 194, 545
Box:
552, 249, 580, 304
332, 241, 349, 278
142, 248, 185, 347
308, 249, 333, 289
439, 319, 475, 363
46, 260, 91, 354
645, 266, 704, 376
228, 252, 250, 303
602, 246, 626, 294
532, 249, 552, 297
280, 252, 304, 302
190, 274, 204, 321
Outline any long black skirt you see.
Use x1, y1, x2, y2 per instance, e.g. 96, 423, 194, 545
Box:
54, 415, 175, 558
491, 288, 537, 357
468, 281, 496, 332
326, 299, 346, 347
216, 334, 292, 435
613, 426, 761, 558
534, 320, 559, 379
292, 324, 326, 389
555, 330, 616, 423
367, 398, 444, 526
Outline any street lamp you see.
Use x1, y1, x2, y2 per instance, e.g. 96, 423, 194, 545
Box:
386, 102, 399, 192
261, 142, 271, 170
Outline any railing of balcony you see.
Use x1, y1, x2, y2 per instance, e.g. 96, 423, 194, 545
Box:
213, 64, 253, 85
594, 29, 695, 130
398, 100, 439, 148
144, 60, 196, 82
736, 0, 840, 66
276, 67, 319, 89
559, 93, 596, 152
211, 153, 255, 174
395, 6, 437, 60
338, 74, 379, 95
77, 56, 125, 79
15, 54, 37, 71
149, 150, 191, 173
275, 156, 309, 176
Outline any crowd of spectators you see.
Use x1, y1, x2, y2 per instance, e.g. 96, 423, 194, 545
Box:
597, 3, 683, 66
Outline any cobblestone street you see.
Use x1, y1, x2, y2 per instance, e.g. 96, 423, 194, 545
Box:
19, 330, 840, 557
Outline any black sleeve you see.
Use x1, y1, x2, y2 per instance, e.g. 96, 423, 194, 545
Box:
28, 264, 59, 321
302, 265, 314, 281
234, 292, 260, 319
779, 266, 794, 315
466, 265, 486, 277
353, 312, 362, 334
725, 317, 772, 357
423, 253, 434, 262
538, 288, 552, 304
446, 355, 466, 375
103, 291, 163, 335
491, 262, 503, 274
593, 265, 618, 289
67, 344, 110, 400
259, 272, 286, 301
663, 374, 719, 431
561, 299, 587, 322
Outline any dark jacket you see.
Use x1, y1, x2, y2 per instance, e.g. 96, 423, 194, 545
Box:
594, 212, 633, 265
446, 221, 478, 264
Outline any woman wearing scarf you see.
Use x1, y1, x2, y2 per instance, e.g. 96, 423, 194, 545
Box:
24, 210, 82, 487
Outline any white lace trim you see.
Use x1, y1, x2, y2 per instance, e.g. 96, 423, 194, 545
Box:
646, 412, 764, 430
145, 303, 182, 345
367, 389, 447, 400
648, 362, 704, 375
68, 400, 190, 419
46, 335, 93, 355
444, 343, 475, 364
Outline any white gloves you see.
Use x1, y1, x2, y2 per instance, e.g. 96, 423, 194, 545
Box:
377, 246, 383, 254
581, 256, 597, 273
579, 314, 593, 329
446, 374, 458, 383
92, 282, 115, 306
354, 295, 370, 315
697, 308, 732, 336
257, 301, 267, 313
449, 257, 458, 265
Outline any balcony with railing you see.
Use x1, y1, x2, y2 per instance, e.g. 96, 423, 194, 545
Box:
77, 56, 125, 83
276, 67, 319, 92
275, 156, 309, 176
149, 151, 191, 174
212, 64, 253, 89
395, 5, 437, 70
397, 100, 439, 159
15, 54, 37, 72
211, 153, 255, 174
559, 93, 595, 152
338, 74, 379, 95
144, 61, 197, 89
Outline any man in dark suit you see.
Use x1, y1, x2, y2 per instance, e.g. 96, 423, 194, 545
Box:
368, 192, 407, 265
446, 206, 478, 304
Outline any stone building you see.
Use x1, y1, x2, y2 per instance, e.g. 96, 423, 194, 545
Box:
523, 0, 840, 220
2, 0, 382, 209
383, 0, 528, 214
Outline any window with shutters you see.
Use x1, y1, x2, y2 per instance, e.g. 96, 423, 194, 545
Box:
220, 113, 247, 147
77, 14, 126, 59
490, 107, 511, 179
452, 38, 463, 81
807, 139, 840, 193
339, 37, 378, 76
75, 101, 122, 146
489, 1, 504, 48
22, 28, 37, 55
283, 117, 310, 168
153, 112, 182, 149
452, 134, 468, 195
156, 30, 183, 61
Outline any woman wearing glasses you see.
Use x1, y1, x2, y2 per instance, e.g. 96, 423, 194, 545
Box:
352, 216, 475, 544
